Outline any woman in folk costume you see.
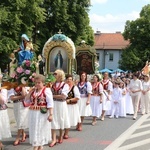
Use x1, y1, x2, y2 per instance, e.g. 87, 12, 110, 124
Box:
119, 81, 127, 117
26, 74, 53, 150
90, 74, 103, 125
77, 71, 92, 131
101, 72, 113, 120
64, 74, 81, 139
129, 73, 143, 120
0, 75, 11, 150
50, 69, 70, 147
141, 74, 150, 115
125, 78, 134, 115
9, 85, 29, 146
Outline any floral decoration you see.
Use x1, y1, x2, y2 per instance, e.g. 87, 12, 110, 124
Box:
9, 60, 36, 86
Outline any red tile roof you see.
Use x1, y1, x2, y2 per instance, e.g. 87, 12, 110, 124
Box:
94, 32, 130, 50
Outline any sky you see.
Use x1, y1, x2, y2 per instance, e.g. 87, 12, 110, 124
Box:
89, 0, 150, 33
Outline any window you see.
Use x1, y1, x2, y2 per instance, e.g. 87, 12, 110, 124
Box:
96, 53, 99, 61
109, 53, 113, 61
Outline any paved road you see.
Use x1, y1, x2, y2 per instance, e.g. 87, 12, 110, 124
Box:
2, 103, 150, 150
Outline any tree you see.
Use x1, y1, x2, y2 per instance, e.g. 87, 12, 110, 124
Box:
0, 0, 94, 70
120, 4, 150, 71
38, 0, 94, 52
0, 0, 46, 71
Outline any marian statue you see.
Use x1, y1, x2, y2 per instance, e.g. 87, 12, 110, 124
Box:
54, 50, 63, 69
14, 34, 34, 65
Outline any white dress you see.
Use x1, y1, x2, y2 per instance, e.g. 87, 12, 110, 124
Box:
125, 85, 134, 114
119, 88, 126, 117
67, 86, 81, 126
51, 82, 70, 129
0, 89, 11, 140
90, 82, 103, 118
101, 79, 113, 115
9, 87, 29, 129
29, 88, 53, 146
77, 81, 92, 116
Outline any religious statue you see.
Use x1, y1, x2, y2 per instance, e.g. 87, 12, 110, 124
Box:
36, 54, 44, 75
9, 53, 17, 77
142, 61, 150, 75
14, 34, 34, 65
54, 50, 63, 69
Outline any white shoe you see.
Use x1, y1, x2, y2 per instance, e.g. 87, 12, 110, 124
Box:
133, 117, 136, 120
115, 116, 119, 119
109, 116, 114, 119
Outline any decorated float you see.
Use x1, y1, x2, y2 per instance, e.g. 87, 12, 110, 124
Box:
42, 30, 76, 75
1, 31, 98, 89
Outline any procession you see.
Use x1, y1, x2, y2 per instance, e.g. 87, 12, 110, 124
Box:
0, 31, 150, 150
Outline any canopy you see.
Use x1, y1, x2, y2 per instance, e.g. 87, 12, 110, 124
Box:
112, 68, 125, 73
99, 68, 112, 73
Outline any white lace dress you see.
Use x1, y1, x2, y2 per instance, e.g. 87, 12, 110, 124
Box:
67, 86, 81, 126
77, 81, 92, 116
90, 82, 103, 118
29, 88, 53, 146
0, 89, 11, 140
126, 86, 134, 114
9, 88, 29, 129
51, 83, 70, 129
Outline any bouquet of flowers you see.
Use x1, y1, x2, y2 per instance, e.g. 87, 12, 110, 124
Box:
9, 60, 36, 86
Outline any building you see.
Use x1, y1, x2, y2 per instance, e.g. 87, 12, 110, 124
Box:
94, 31, 130, 71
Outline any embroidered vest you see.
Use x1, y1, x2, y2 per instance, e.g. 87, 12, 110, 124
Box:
67, 86, 75, 99
78, 82, 88, 97
92, 82, 100, 95
51, 82, 65, 95
101, 80, 109, 90
30, 87, 47, 106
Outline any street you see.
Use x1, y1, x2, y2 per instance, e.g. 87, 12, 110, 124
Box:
2, 103, 150, 150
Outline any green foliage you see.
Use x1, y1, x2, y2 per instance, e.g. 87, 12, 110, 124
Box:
121, 4, 150, 71
45, 73, 56, 83
0, 0, 94, 69
119, 47, 141, 71
38, 0, 94, 52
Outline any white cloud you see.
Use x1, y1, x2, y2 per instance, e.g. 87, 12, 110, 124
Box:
91, 0, 108, 5
89, 11, 140, 33
144, 0, 150, 2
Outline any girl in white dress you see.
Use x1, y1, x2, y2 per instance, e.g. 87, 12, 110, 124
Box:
0, 87, 11, 150
10, 85, 29, 146
64, 74, 81, 139
141, 75, 150, 114
119, 81, 126, 117
125, 79, 134, 115
77, 71, 92, 131
26, 74, 53, 150
90, 74, 103, 125
50, 69, 70, 147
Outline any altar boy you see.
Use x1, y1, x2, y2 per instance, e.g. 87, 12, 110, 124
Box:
109, 81, 122, 119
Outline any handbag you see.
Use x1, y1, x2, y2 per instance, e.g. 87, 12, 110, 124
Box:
22, 99, 31, 107
0, 104, 8, 110
40, 107, 47, 114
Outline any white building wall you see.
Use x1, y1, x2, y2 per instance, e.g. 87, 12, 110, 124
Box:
96, 49, 122, 71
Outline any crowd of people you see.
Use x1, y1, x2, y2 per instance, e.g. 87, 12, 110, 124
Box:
0, 69, 150, 150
